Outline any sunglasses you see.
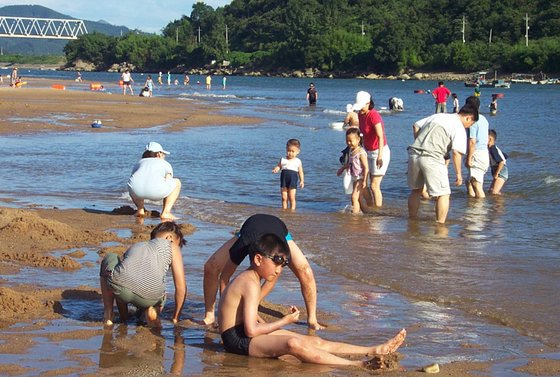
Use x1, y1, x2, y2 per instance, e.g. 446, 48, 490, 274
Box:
264, 254, 290, 267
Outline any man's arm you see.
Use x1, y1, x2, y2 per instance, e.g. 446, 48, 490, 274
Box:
243, 280, 298, 337
466, 138, 476, 167
170, 243, 186, 324
412, 123, 420, 139
452, 150, 463, 186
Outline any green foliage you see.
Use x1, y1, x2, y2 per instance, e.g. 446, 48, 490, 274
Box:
0, 54, 65, 64
64, 0, 560, 74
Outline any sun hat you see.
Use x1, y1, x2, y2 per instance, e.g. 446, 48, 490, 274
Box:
352, 91, 371, 111
145, 142, 170, 155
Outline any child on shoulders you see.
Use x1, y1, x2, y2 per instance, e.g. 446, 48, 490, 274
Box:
272, 139, 304, 210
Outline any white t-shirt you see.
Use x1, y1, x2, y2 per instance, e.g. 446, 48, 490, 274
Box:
127, 158, 175, 200
280, 157, 302, 172
122, 72, 132, 82
410, 113, 467, 158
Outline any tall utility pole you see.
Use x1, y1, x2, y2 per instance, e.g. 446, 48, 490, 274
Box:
176, 28, 179, 44
197, 26, 201, 44
225, 24, 229, 53
361, 20, 365, 36
462, 15, 466, 44
524, 13, 529, 47
489, 28, 492, 44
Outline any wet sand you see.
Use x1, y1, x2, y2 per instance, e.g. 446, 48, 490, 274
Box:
1, 83, 559, 376
0, 78, 259, 134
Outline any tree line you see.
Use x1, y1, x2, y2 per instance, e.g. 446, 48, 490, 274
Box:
64, 0, 560, 74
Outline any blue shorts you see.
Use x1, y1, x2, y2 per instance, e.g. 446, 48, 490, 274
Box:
280, 169, 299, 189
492, 165, 509, 181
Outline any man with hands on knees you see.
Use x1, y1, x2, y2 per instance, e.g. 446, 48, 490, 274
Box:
202, 214, 324, 330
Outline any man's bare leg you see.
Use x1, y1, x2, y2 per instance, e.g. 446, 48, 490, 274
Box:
435, 194, 450, 224
287, 240, 325, 330
408, 189, 422, 218
202, 237, 237, 325
472, 179, 486, 198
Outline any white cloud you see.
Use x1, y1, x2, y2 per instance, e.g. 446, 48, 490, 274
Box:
0, 0, 231, 33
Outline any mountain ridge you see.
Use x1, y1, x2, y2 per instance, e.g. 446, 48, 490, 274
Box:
0, 4, 132, 55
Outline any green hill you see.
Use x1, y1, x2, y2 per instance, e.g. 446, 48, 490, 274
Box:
0, 4, 131, 55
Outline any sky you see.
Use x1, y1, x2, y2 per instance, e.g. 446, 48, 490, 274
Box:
0, 0, 232, 33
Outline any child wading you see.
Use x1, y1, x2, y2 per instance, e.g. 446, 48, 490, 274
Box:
337, 128, 368, 213
272, 139, 304, 210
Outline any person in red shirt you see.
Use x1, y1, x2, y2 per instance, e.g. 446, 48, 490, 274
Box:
352, 91, 390, 208
432, 81, 451, 113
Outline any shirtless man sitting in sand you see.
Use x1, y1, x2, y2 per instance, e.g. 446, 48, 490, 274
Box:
99, 222, 186, 326
218, 232, 406, 365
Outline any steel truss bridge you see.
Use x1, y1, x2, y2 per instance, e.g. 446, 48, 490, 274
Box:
0, 16, 87, 39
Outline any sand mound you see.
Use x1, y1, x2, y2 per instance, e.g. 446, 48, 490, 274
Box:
365, 352, 403, 372
0, 287, 62, 321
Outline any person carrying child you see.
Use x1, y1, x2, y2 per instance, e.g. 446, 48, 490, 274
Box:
99, 222, 186, 327
217, 232, 406, 365
272, 139, 304, 210
488, 129, 508, 195
337, 128, 369, 214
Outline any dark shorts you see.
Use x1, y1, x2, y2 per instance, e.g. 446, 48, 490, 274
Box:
280, 169, 299, 189
228, 214, 291, 265
123, 81, 131, 86
221, 324, 251, 356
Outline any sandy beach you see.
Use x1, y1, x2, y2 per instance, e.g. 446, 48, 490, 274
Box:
1, 81, 559, 376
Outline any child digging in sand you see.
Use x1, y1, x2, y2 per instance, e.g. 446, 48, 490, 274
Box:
218, 232, 406, 366
99, 222, 186, 326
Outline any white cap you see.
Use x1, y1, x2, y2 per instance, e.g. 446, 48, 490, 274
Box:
352, 91, 371, 111
145, 141, 170, 155
346, 104, 353, 113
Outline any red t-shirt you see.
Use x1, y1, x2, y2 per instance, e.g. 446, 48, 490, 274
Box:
433, 86, 451, 103
358, 109, 388, 151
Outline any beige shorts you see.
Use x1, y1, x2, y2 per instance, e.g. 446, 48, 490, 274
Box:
468, 149, 490, 183
367, 145, 391, 176
407, 153, 450, 197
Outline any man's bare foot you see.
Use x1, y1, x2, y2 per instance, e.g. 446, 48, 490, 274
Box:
160, 212, 178, 221
308, 321, 326, 330
370, 329, 406, 356
104, 319, 113, 326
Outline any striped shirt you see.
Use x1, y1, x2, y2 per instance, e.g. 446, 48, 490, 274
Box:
110, 238, 173, 301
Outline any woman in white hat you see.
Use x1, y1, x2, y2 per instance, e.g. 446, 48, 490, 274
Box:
352, 91, 391, 208
127, 142, 182, 221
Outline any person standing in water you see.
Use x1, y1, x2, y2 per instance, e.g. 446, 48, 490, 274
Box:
306, 83, 318, 105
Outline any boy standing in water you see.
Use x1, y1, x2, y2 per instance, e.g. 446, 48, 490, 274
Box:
272, 139, 304, 210
488, 129, 508, 195
218, 233, 406, 364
